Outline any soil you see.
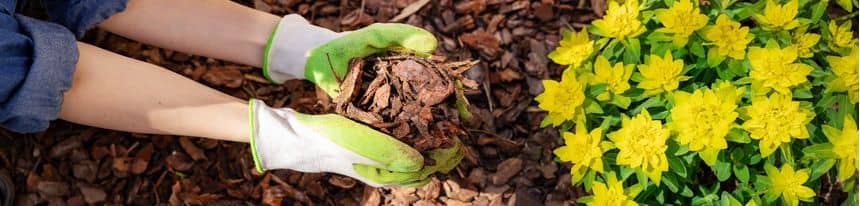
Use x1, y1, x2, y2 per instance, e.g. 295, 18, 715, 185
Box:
2, 0, 596, 205
334, 55, 477, 158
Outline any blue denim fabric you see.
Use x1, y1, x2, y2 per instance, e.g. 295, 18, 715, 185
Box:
0, 0, 126, 133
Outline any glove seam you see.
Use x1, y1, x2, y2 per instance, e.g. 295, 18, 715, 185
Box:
261, 23, 281, 84
248, 99, 266, 173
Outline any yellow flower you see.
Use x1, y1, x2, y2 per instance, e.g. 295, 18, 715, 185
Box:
764, 164, 815, 206
792, 28, 821, 58
655, 0, 708, 45
755, 0, 800, 30
829, 21, 857, 50
535, 70, 586, 126
823, 115, 859, 183
825, 46, 859, 103
607, 110, 670, 184
638, 53, 691, 95
670, 82, 743, 166
590, 55, 634, 101
705, 14, 754, 60
741, 94, 813, 157
592, 0, 646, 39
748, 41, 812, 95
548, 28, 595, 69
588, 173, 639, 206
554, 127, 607, 184
746, 201, 757, 206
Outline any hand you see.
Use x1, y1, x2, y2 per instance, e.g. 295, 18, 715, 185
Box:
262, 14, 437, 97
248, 100, 462, 187
355, 137, 464, 187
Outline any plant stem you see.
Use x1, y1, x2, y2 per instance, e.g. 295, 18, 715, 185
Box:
780, 144, 795, 166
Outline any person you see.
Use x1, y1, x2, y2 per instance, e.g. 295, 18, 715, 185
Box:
0, 0, 464, 203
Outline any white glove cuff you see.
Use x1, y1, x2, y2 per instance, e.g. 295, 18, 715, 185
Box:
249, 99, 301, 172
249, 100, 380, 178
264, 14, 342, 83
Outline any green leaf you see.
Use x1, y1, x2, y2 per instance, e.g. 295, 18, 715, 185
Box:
610, 95, 632, 109
843, 178, 857, 193
809, 158, 837, 181
733, 1, 766, 20
810, 0, 829, 23
584, 99, 604, 114
691, 41, 706, 58
626, 183, 645, 198
539, 116, 554, 128
721, 191, 743, 206
730, 147, 746, 162
663, 0, 674, 7
749, 153, 762, 165
713, 160, 732, 182
454, 80, 472, 122
623, 38, 642, 64
603, 39, 622, 59
792, 87, 814, 99
668, 155, 688, 178
663, 173, 680, 193
631, 96, 663, 115
842, 192, 858, 206
651, 110, 670, 119
733, 164, 750, 183
802, 143, 838, 159
681, 186, 695, 197
583, 169, 596, 191
647, 32, 674, 42
576, 196, 593, 204
651, 42, 673, 56
726, 128, 751, 143
708, 47, 727, 69
727, 60, 746, 77
588, 84, 608, 97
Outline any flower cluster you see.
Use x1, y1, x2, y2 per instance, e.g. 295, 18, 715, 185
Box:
538, 0, 859, 205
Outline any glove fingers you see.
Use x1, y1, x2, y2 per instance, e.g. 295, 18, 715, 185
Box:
304, 56, 349, 97
400, 177, 432, 188
295, 113, 424, 172
425, 138, 465, 174
353, 163, 434, 184
357, 23, 438, 56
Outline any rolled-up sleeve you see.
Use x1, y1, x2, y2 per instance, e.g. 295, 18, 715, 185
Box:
0, 6, 77, 133
1, 0, 128, 133
42, 0, 128, 37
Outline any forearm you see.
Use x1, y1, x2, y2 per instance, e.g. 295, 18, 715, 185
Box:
98, 0, 279, 67
60, 42, 250, 143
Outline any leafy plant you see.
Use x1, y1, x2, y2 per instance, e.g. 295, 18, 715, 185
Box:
538, 0, 859, 205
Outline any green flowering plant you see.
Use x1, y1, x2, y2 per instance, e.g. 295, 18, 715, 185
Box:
538, 0, 859, 205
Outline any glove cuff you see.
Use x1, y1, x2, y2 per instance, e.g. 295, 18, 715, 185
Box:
248, 99, 302, 173
248, 99, 265, 173
263, 14, 341, 84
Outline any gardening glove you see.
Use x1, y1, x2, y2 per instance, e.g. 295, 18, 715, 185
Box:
262, 14, 438, 97
249, 99, 448, 187
355, 137, 465, 187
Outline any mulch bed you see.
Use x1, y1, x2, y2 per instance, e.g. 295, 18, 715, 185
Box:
0, 0, 600, 205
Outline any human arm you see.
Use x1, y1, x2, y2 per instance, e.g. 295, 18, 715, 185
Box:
61, 42, 440, 186
97, 0, 278, 68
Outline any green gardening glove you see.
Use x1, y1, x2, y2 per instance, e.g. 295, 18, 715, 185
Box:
250, 99, 427, 187
263, 14, 438, 97
249, 99, 464, 187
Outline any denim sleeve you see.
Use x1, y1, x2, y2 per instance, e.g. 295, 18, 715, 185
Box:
0, 4, 78, 133
41, 0, 127, 38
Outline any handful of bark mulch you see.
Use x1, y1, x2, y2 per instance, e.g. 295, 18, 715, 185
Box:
333, 55, 478, 164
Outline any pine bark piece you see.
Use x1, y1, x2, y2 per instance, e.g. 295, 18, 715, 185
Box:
334, 55, 476, 162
